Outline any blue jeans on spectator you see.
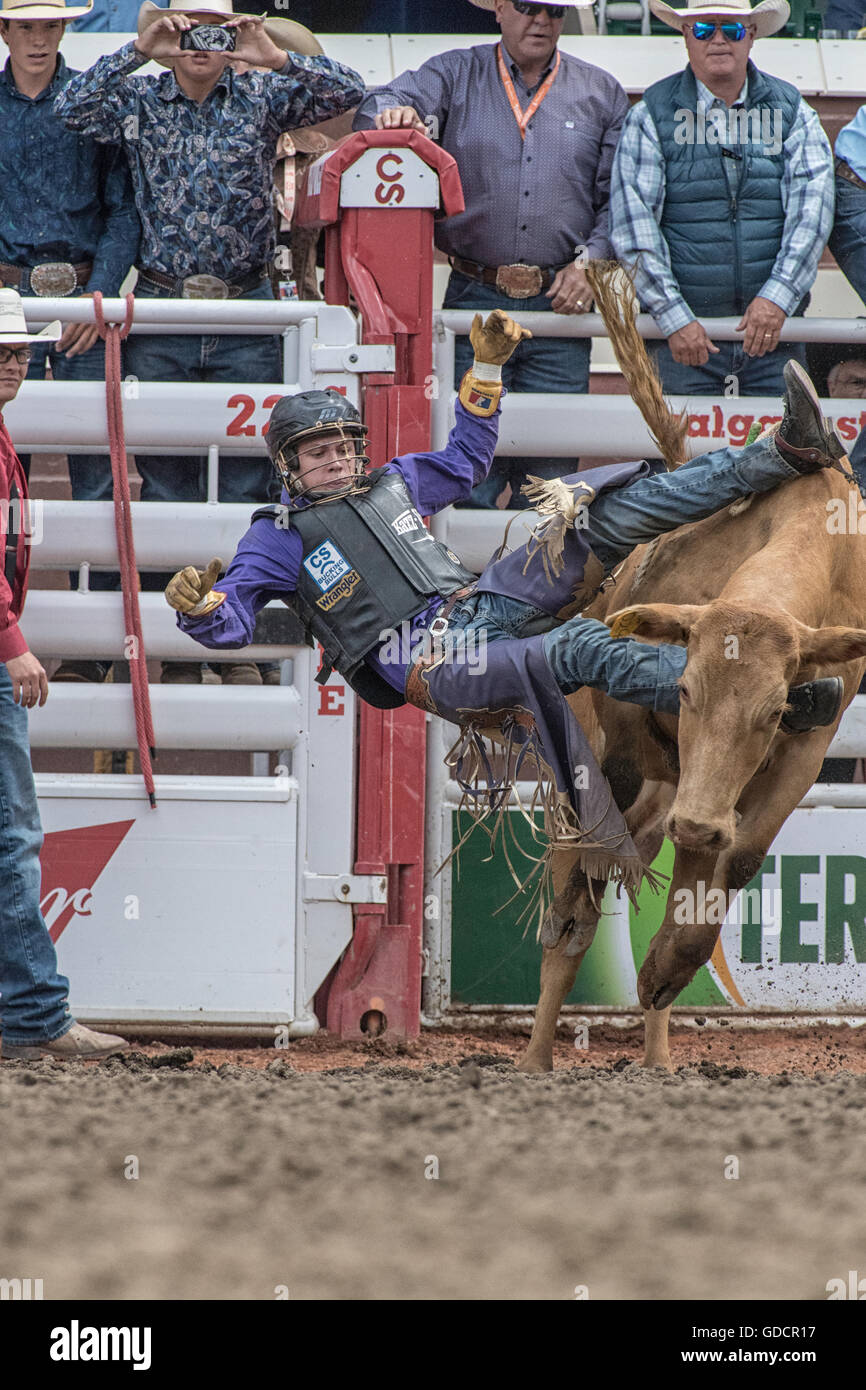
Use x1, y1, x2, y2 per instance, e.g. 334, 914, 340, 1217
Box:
829, 174, 866, 307
124, 278, 282, 592
444, 269, 591, 509
444, 433, 802, 710
22, 280, 118, 592
823, 0, 866, 29
653, 337, 806, 399
0, 665, 72, 1046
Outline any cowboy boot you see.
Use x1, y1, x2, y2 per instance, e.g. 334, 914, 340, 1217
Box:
774, 361, 847, 474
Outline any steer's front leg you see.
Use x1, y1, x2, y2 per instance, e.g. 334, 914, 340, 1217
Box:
637, 847, 721, 1068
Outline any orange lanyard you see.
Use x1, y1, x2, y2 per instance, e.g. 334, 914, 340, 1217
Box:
497, 43, 561, 141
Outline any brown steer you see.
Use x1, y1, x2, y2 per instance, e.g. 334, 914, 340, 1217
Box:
518, 459, 866, 1072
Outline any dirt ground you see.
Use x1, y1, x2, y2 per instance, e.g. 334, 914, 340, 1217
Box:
3, 1023, 865, 1301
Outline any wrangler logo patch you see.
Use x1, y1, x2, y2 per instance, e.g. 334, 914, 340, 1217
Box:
303, 540, 351, 592
316, 570, 361, 611
392, 508, 423, 536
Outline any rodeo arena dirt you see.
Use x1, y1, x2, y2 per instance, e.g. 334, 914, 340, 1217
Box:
4, 8, 866, 1365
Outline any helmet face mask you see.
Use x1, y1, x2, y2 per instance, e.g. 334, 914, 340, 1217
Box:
266, 391, 370, 504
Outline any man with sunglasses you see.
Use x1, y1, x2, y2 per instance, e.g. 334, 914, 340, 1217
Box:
352, 0, 628, 508
611, 0, 833, 402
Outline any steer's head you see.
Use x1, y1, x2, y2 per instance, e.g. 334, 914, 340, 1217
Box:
607, 601, 866, 854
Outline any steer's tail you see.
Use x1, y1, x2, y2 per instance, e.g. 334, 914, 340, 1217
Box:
584, 260, 689, 471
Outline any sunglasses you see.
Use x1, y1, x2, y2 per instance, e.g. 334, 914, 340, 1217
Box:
689, 20, 749, 39
0, 346, 32, 365
512, 2, 568, 17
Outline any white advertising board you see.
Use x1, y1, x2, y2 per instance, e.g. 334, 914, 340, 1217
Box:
39, 777, 302, 1025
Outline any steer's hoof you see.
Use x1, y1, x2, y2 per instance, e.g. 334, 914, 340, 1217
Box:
516, 1054, 553, 1074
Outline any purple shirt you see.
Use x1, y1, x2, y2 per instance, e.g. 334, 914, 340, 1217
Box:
178, 401, 500, 690
352, 42, 628, 268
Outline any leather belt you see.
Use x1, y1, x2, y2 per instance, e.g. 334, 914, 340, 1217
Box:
0, 260, 92, 296
426, 583, 477, 638
137, 266, 269, 299
451, 255, 571, 299
835, 156, 866, 192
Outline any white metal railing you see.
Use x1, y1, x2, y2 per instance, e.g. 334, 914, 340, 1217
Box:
34, 501, 256, 567
437, 310, 866, 344
432, 312, 866, 458
28, 682, 302, 751
22, 591, 297, 664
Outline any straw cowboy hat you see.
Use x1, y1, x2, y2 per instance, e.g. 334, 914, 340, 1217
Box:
0, 289, 61, 343
0, 0, 94, 21
137, 0, 323, 57
649, 0, 790, 39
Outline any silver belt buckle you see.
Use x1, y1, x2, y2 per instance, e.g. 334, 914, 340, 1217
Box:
427, 616, 450, 639
181, 273, 230, 299
495, 263, 543, 299
30, 261, 77, 297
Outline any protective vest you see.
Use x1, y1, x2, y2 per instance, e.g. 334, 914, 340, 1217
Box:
254, 469, 477, 709
641, 63, 802, 318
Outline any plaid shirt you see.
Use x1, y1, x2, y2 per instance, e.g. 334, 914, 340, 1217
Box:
54, 41, 364, 282
610, 72, 834, 336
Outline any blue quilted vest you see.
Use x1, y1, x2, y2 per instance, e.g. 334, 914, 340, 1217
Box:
641, 63, 802, 318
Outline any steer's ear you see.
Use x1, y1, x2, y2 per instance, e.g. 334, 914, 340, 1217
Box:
796, 622, 866, 667
607, 603, 705, 642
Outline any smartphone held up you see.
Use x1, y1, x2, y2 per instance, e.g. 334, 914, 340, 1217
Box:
179, 23, 236, 52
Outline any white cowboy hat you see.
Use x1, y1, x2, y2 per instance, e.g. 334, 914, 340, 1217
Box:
0, 0, 94, 20
0, 289, 61, 343
649, 0, 790, 39
138, 0, 323, 57
469, 1, 594, 10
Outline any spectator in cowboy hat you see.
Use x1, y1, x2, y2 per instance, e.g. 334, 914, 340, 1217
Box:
352, 0, 629, 509
0, 289, 129, 1060
55, 0, 364, 684
0, 0, 139, 683
610, 0, 834, 401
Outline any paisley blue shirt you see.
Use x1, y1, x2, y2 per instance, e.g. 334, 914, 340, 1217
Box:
0, 55, 139, 295
54, 41, 365, 281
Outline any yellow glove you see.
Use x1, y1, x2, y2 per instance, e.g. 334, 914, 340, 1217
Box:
165, 557, 226, 617
469, 309, 532, 366
459, 310, 532, 417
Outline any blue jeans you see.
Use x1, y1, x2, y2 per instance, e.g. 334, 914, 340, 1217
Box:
0, 665, 72, 1045
653, 337, 806, 398
444, 270, 591, 509
446, 434, 804, 712
23, 282, 119, 592
829, 174, 866, 307
823, 0, 866, 29
124, 278, 282, 591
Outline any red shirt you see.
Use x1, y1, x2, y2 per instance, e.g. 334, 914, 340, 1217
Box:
0, 414, 31, 663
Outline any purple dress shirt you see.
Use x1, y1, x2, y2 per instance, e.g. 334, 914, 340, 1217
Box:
352, 42, 628, 268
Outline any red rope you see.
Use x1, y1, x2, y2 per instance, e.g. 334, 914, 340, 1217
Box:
93, 292, 157, 808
